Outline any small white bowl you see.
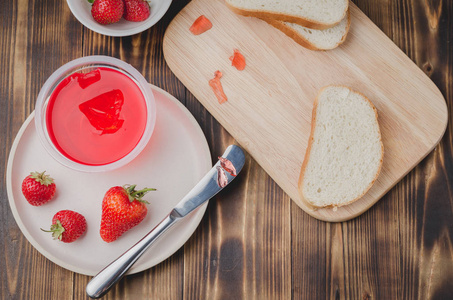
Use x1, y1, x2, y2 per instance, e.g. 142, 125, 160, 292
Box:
66, 0, 172, 37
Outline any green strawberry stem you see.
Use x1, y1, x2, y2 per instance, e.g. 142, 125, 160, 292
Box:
30, 171, 54, 186
87, 0, 94, 3
41, 220, 65, 241
124, 184, 156, 204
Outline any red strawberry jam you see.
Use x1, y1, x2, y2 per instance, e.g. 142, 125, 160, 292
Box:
78, 89, 125, 135
45, 67, 147, 166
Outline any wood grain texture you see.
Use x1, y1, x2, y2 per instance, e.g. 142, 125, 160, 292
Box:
0, 0, 452, 299
1, 0, 83, 299
163, 0, 448, 221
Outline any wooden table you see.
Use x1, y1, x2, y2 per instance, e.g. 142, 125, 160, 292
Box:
1, 0, 452, 299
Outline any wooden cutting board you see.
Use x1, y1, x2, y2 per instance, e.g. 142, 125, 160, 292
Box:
163, 0, 448, 222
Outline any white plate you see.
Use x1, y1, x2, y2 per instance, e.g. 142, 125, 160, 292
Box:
66, 0, 172, 37
6, 85, 211, 276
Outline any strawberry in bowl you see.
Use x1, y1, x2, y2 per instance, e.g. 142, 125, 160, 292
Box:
90, 0, 124, 25
90, 0, 151, 25
65, 0, 172, 37
124, 0, 151, 22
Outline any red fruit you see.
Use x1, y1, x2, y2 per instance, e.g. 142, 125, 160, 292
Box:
91, 0, 124, 25
42, 210, 87, 243
22, 171, 56, 206
100, 185, 156, 242
123, 0, 151, 22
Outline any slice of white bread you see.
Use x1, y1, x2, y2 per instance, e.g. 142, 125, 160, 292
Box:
298, 85, 384, 208
225, 0, 349, 30
264, 10, 350, 50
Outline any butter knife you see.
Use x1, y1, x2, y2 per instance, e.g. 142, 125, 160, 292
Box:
86, 145, 245, 298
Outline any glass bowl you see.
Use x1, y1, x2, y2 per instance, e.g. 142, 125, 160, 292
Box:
34, 55, 156, 172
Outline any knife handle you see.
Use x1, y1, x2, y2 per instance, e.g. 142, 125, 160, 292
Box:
86, 212, 179, 299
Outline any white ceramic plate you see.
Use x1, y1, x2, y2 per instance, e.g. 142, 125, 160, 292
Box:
66, 0, 172, 37
6, 85, 211, 276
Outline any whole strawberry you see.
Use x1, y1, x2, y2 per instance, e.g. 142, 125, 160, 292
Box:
22, 171, 56, 206
91, 0, 124, 25
100, 185, 155, 242
42, 210, 87, 243
123, 0, 151, 22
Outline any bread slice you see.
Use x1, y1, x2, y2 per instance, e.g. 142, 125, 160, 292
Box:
264, 10, 350, 50
225, 0, 349, 30
298, 85, 384, 209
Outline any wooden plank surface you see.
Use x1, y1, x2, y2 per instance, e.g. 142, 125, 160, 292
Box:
163, 0, 448, 222
0, 0, 452, 299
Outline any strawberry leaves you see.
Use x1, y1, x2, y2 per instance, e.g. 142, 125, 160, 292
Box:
124, 184, 156, 203
42, 220, 66, 241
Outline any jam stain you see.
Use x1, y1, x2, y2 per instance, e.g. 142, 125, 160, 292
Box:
189, 15, 212, 35
209, 70, 228, 104
229, 49, 246, 71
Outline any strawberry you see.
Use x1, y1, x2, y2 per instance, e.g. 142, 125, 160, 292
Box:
123, 0, 151, 22
100, 185, 155, 242
22, 171, 56, 206
42, 210, 87, 243
91, 0, 124, 25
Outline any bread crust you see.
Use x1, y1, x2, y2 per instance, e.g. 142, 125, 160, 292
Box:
298, 85, 384, 210
262, 10, 351, 51
225, 0, 348, 30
